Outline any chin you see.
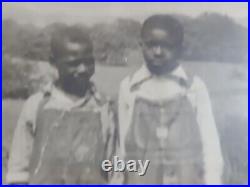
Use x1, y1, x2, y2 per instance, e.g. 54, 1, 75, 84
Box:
146, 60, 178, 75
76, 78, 89, 86
146, 64, 164, 75
148, 65, 174, 76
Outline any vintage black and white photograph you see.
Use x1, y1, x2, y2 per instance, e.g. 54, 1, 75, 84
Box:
2, 2, 248, 184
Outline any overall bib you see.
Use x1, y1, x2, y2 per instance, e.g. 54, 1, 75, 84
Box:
29, 98, 107, 184
125, 93, 204, 184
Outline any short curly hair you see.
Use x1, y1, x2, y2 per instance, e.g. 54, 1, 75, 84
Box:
50, 25, 93, 62
141, 14, 184, 49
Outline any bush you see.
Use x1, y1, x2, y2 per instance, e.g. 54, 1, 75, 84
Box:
3, 56, 33, 99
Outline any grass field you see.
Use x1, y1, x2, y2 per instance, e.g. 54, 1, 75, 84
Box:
2, 62, 248, 184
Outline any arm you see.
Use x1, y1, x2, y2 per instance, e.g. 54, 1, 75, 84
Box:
194, 77, 224, 184
100, 99, 119, 181
118, 77, 130, 158
109, 77, 130, 184
6, 94, 42, 184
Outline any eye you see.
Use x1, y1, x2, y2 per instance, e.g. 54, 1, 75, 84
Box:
144, 41, 156, 48
144, 41, 175, 50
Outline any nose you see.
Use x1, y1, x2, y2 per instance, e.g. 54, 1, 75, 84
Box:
76, 63, 87, 74
153, 46, 163, 56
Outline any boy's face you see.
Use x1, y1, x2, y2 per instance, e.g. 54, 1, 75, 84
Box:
141, 28, 180, 75
54, 40, 94, 93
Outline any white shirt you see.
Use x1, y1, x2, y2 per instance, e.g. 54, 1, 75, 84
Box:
118, 64, 224, 184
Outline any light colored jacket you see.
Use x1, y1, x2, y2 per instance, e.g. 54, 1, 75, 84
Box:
118, 65, 224, 184
6, 83, 116, 184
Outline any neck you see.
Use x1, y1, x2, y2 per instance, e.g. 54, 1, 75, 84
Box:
147, 61, 180, 76
55, 79, 90, 99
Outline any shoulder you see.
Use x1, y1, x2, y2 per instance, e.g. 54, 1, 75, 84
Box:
19, 91, 45, 123
189, 75, 211, 99
87, 81, 107, 106
119, 74, 134, 102
24, 81, 54, 110
23, 92, 45, 110
190, 75, 208, 91
119, 66, 146, 92
120, 75, 131, 91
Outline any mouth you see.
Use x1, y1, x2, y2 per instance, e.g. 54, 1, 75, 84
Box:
151, 59, 166, 67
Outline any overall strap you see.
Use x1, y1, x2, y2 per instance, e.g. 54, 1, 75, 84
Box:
34, 93, 51, 135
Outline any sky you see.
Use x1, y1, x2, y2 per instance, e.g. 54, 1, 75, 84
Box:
3, 2, 248, 27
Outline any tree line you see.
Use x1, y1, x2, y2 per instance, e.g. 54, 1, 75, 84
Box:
3, 13, 248, 98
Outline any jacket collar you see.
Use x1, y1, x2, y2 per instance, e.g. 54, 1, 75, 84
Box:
129, 64, 189, 92
43, 81, 103, 110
